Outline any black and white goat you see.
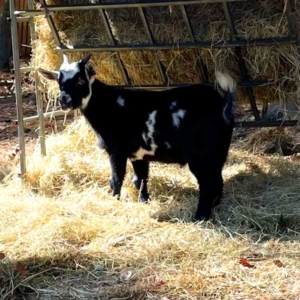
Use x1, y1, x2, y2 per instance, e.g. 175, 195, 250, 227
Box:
38, 54, 236, 221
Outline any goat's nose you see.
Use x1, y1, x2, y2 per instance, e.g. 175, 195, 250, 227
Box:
61, 95, 67, 102
60, 93, 71, 103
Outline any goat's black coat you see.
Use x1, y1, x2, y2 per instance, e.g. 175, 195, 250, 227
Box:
38, 54, 236, 221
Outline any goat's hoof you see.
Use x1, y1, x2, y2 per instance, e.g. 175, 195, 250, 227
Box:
193, 214, 210, 222
112, 192, 121, 200
139, 194, 150, 203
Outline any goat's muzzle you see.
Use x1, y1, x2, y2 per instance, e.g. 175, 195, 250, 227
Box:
59, 92, 72, 111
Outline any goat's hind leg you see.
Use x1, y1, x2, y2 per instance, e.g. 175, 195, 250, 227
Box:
188, 160, 223, 221
131, 159, 150, 202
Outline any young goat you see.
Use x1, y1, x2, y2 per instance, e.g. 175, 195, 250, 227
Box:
38, 54, 236, 221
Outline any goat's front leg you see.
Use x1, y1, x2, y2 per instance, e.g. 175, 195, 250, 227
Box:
108, 153, 127, 199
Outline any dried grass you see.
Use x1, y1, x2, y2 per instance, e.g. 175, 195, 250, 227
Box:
237, 127, 300, 156
30, 0, 300, 109
1, 117, 300, 299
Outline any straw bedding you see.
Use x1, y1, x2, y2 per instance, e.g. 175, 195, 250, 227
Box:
31, 0, 300, 111
2, 2, 300, 297
1, 116, 300, 299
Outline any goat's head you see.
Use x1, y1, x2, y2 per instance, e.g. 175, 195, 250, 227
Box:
38, 54, 96, 111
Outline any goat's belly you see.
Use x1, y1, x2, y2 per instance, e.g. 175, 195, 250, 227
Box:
96, 137, 108, 150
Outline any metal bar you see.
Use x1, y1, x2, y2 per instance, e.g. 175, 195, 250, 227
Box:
234, 120, 299, 128
55, 37, 297, 53
16, 112, 300, 128
98, 80, 272, 89
28, 0, 46, 156
15, 110, 66, 123
285, 0, 298, 39
138, 6, 167, 84
222, 2, 260, 121
39, 0, 64, 49
10, 0, 26, 176
16, 0, 246, 15
35, 74, 46, 155
0, 80, 273, 92
180, 5, 209, 83
14, 10, 49, 17
11, 67, 32, 73
16, 16, 30, 22
20, 67, 32, 73
261, 102, 268, 119
14, 8, 54, 18
97, 1, 131, 85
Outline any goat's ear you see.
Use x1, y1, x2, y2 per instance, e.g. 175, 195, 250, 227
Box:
80, 54, 92, 66
37, 68, 59, 81
86, 63, 96, 78
62, 54, 69, 65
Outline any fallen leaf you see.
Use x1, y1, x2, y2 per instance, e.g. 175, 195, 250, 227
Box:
209, 273, 226, 279
201, 292, 221, 298
239, 258, 256, 268
120, 270, 132, 282
0, 252, 5, 259
16, 261, 28, 275
154, 280, 166, 287
273, 259, 284, 267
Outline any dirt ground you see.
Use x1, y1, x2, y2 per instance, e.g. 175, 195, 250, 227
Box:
0, 68, 76, 171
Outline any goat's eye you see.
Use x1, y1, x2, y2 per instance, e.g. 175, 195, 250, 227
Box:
77, 78, 85, 85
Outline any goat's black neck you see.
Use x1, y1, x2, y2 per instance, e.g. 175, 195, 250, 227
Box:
92, 78, 115, 98
79, 78, 117, 126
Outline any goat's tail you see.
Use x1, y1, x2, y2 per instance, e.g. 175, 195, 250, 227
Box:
215, 71, 236, 124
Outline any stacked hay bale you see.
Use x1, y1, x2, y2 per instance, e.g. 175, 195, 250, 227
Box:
31, 0, 300, 113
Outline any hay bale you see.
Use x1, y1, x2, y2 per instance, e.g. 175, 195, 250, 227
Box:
231, 0, 300, 107
239, 127, 300, 156
31, 0, 299, 109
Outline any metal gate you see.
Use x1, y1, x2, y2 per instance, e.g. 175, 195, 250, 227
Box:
9, 0, 300, 176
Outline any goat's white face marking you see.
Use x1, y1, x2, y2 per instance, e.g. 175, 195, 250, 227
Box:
132, 110, 158, 160
38, 54, 94, 111
59, 62, 80, 81
117, 96, 125, 107
172, 109, 186, 128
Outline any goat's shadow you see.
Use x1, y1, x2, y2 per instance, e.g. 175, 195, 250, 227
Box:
145, 155, 300, 241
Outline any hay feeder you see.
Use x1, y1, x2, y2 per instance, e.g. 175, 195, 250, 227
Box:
8, 0, 300, 176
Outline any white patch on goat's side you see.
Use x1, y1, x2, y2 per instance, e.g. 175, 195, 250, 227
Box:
142, 132, 147, 142
59, 62, 80, 81
117, 96, 125, 107
131, 110, 158, 160
81, 69, 95, 110
132, 147, 154, 160
170, 101, 177, 110
172, 109, 186, 128
146, 110, 157, 140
